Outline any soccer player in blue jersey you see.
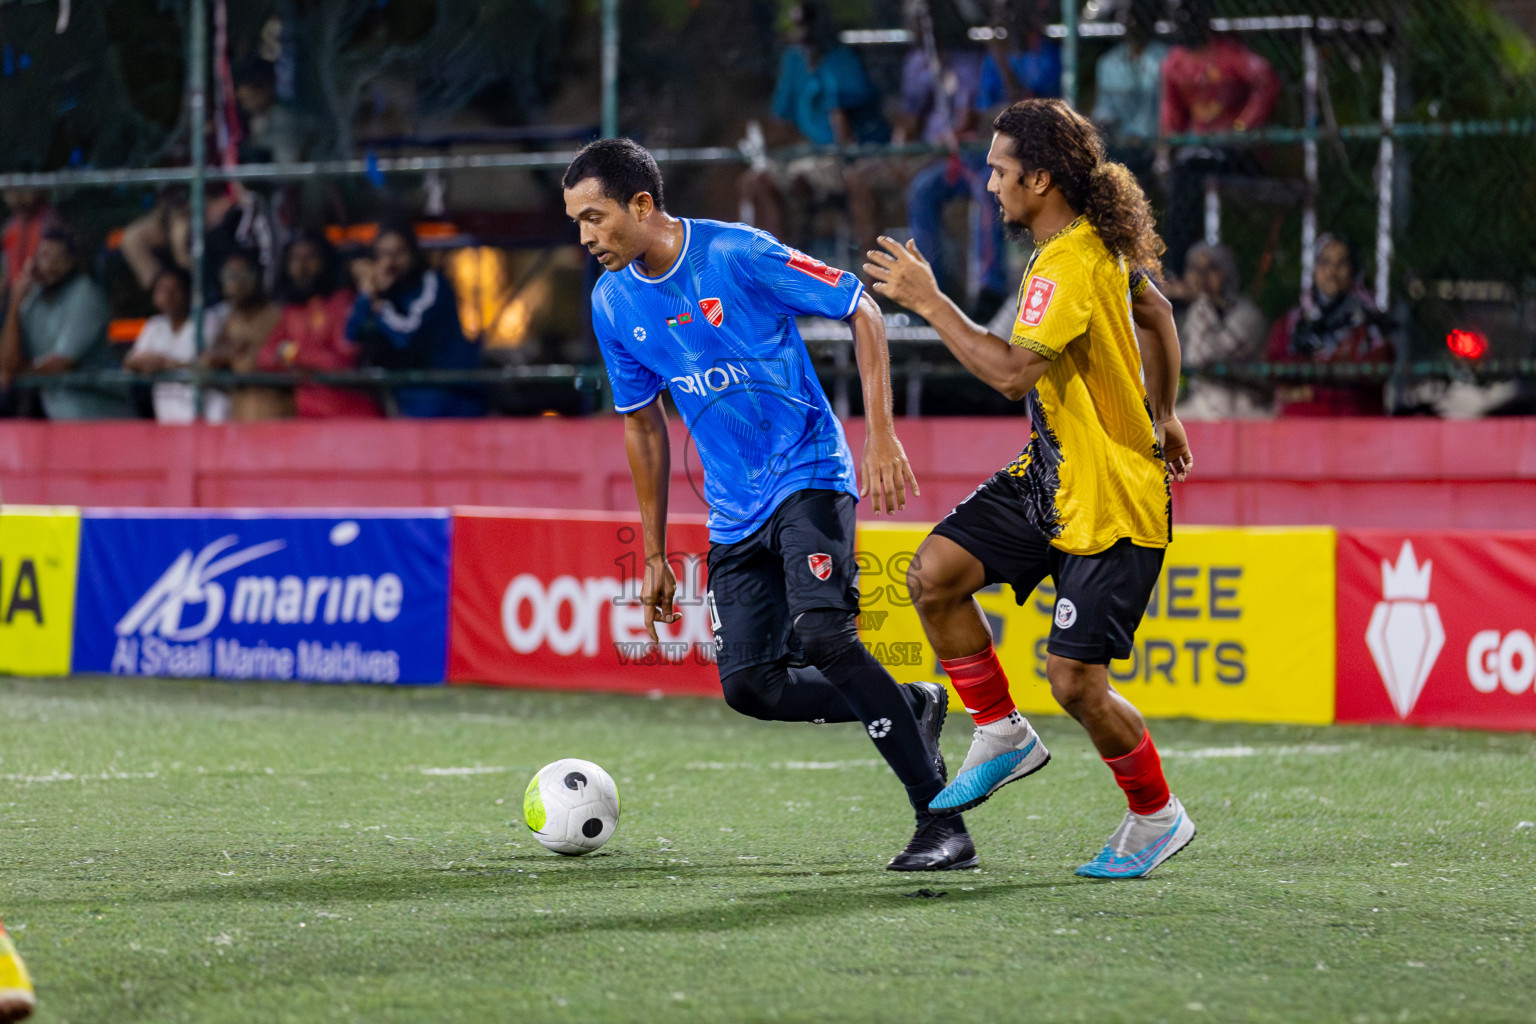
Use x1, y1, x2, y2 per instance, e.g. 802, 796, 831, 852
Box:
563, 138, 974, 870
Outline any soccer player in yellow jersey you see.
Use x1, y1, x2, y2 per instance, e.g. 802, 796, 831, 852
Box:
866, 98, 1197, 878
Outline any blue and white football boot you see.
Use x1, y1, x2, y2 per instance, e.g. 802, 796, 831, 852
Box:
927, 710, 1051, 814
1075, 795, 1196, 879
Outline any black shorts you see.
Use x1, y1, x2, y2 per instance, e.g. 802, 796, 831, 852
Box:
931, 472, 1164, 664
706, 489, 861, 679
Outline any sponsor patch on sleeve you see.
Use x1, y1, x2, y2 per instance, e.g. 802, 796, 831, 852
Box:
787, 249, 845, 286
1019, 276, 1057, 328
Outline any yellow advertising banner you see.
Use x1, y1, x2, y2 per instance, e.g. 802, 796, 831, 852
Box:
0, 506, 81, 676
856, 524, 1336, 725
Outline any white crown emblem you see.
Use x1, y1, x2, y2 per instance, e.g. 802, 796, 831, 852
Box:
1381, 541, 1433, 601
1364, 541, 1444, 719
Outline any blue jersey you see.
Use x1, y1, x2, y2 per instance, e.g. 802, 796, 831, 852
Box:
592, 219, 864, 543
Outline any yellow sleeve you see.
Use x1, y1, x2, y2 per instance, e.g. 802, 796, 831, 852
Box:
1009, 246, 1091, 360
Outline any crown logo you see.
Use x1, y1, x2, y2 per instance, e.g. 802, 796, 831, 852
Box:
1365, 540, 1443, 719
1380, 541, 1432, 601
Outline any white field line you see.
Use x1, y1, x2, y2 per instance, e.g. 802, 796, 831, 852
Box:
0, 765, 521, 784
0, 770, 160, 784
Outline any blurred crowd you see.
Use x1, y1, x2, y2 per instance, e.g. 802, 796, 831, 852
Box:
0, 0, 1403, 422
0, 191, 487, 423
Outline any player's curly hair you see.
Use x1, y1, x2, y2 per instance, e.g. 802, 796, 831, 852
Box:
993, 98, 1164, 277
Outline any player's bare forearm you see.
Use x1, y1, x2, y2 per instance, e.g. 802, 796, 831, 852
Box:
849, 291, 919, 514
850, 293, 895, 433
623, 401, 671, 560
0, 300, 23, 385
1130, 281, 1180, 423
624, 399, 681, 638
922, 289, 1049, 402
1129, 279, 1193, 480
864, 236, 1047, 402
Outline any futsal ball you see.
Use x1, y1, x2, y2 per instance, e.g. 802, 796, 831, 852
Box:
523, 758, 620, 855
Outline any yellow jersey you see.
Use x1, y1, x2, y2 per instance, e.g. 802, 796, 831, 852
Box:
1004, 215, 1170, 555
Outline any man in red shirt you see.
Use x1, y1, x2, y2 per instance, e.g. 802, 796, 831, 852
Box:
2, 189, 58, 297
1159, 0, 1280, 275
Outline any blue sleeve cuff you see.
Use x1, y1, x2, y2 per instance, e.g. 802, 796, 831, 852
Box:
840, 281, 865, 321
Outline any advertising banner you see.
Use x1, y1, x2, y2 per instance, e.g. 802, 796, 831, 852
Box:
448, 508, 719, 695
858, 524, 1337, 725
1337, 530, 1536, 730
73, 510, 450, 684
0, 505, 81, 676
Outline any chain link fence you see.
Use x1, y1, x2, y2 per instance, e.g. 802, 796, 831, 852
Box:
1, 0, 1533, 415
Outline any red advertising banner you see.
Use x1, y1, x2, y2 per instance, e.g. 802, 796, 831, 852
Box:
448, 508, 720, 695
1337, 530, 1536, 730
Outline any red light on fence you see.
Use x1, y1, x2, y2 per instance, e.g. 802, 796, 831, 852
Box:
1446, 328, 1489, 359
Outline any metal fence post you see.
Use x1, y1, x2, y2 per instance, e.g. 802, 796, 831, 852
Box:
1375, 57, 1397, 313
1301, 29, 1318, 309
188, 0, 209, 413
601, 0, 620, 139
1061, 0, 1078, 109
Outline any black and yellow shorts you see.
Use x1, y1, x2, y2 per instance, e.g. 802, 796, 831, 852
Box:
931, 472, 1164, 665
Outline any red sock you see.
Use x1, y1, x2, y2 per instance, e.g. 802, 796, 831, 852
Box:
1104, 730, 1170, 815
940, 646, 1015, 725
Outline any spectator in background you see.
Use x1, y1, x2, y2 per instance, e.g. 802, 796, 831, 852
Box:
903, 1, 1007, 319
125, 266, 228, 423
742, 2, 890, 251
1159, 0, 1280, 274
0, 226, 134, 419
1091, 0, 1168, 177
120, 185, 276, 305
258, 230, 379, 418
2, 189, 58, 302
233, 58, 312, 166
347, 221, 486, 418
1267, 234, 1391, 416
978, 2, 1061, 109
203, 249, 291, 421
0, 189, 58, 416
1174, 242, 1271, 420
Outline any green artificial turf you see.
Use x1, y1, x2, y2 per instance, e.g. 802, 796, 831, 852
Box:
0, 675, 1532, 1023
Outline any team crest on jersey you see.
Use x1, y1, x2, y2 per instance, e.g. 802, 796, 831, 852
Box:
786, 249, 844, 286
699, 297, 725, 327
808, 553, 833, 581
1019, 276, 1057, 328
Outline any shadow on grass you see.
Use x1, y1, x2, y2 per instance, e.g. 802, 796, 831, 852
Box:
68, 856, 1089, 940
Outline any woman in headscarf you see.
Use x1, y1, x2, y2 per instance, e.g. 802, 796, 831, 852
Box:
1266, 233, 1391, 416
1174, 241, 1271, 420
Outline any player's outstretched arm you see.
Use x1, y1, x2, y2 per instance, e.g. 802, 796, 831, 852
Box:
1130, 279, 1193, 482
848, 290, 920, 515
864, 237, 1049, 402
624, 399, 680, 641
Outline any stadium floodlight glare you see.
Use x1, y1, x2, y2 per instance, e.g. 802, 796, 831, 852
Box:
1446, 329, 1490, 360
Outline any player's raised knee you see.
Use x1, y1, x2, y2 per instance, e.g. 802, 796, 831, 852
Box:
907, 550, 965, 619
794, 608, 861, 665
721, 665, 781, 721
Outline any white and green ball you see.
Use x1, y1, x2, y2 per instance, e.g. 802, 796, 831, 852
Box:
523, 758, 620, 855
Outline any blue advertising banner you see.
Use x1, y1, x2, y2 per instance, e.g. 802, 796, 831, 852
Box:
73, 510, 451, 684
